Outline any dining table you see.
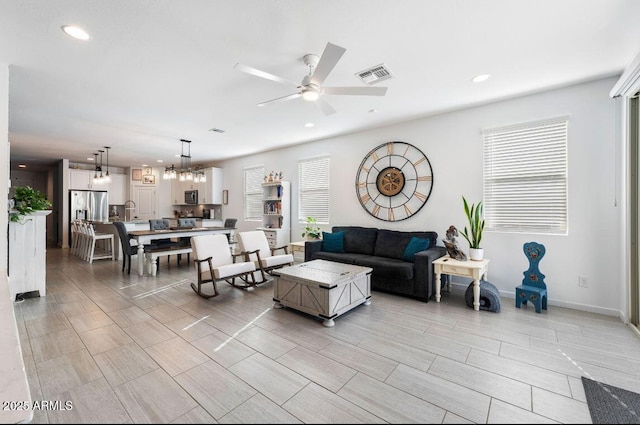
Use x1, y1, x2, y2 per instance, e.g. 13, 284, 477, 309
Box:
127, 226, 235, 276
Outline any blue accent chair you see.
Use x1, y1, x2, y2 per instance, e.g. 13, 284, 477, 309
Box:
515, 242, 548, 313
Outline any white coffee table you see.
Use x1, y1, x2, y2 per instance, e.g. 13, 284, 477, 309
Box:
272, 259, 372, 327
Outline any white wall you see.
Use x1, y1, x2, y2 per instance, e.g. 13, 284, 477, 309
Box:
218, 76, 623, 316
0, 64, 8, 268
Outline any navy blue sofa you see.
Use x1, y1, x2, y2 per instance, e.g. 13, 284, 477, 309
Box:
304, 226, 447, 302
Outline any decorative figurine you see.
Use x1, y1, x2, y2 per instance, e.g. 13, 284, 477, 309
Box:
268, 172, 274, 182
443, 225, 467, 261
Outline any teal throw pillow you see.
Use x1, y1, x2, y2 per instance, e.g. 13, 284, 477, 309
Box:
402, 237, 430, 262
322, 231, 345, 253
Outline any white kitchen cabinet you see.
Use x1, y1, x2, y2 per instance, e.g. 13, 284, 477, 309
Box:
257, 181, 290, 247
199, 167, 223, 204
8, 211, 52, 300
171, 179, 185, 204
107, 173, 127, 204
69, 169, 95, 190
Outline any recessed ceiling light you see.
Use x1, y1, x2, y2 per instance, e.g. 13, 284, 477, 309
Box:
61, 25, 90, 40
87, 157, 94, 161
156, 159, 163, 163
304, 122, 314, 128
472, 74, 491, 83
141, 164, 148, 167
18, 164, 26, 168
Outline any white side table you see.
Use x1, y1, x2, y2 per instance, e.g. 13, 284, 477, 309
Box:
289, 241, 306, 262
433, 256, 490, 311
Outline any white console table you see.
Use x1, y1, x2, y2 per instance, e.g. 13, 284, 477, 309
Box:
8, 210, 51, 301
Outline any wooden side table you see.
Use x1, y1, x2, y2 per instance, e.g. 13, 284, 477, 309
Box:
433, 256, 490, 311
289, 241, 306, 262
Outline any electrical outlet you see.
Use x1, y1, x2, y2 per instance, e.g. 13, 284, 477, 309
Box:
579, 276, 589, 288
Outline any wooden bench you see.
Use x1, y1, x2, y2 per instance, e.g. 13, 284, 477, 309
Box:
145, 246, 193, 276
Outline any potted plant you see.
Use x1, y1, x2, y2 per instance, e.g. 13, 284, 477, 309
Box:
460, 196, 485, 261
301, 216, 321, 240
10, 186, 52, 223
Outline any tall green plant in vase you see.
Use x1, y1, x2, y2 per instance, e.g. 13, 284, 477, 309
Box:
460, 196, 485, 261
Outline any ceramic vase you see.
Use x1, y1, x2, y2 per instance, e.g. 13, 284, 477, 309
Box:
469, 248, 484, 261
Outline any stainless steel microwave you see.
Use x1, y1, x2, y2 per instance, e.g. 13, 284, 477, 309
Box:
185, 190, 198, 204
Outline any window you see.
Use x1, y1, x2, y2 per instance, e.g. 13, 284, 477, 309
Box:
483, 117, 568, 234
298, 156, 330, 224
244, 166, 264, 220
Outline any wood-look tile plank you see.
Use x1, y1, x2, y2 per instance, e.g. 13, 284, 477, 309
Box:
122, 318, 176, 348
144, 302, 190, 323
386, 363, 490, 423
488, 399, 560, 424
47, 377, 131, 424
67, 309, 114, 333
93, 343, 159, 387
191, 331, 256, 368
145, 336, 209, 376
428, 356, 532, 410
276, 346, 357, 392
78, 324, 134, 356
30, 329, 86, 363
36, 348, 103, 399
357, 334, 436, 372
228, 353, 309, 405
466, 348, 572, 397
220, 394, 302, 424
319, 340, 398, 382
282, 382, 385, 424
164, 315, 218, 342
107, 306, 153, 328
174, 360, 256, 419
114, 369, 198, 423
531, 387, 592, 424
338, 372, 446, 423
170, 406, 218, 424
234, 326, 298, 359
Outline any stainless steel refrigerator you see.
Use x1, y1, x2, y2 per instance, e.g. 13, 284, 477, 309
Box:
69, 190, 109, 222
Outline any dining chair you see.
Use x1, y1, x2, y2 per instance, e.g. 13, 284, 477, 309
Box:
190, 234, 257, 298
148, 219, 177, 266
113, 221, 138, 274
237, 230, 294, 284
175, 218, 197, 264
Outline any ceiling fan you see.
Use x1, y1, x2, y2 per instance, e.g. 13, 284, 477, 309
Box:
234, 42, 388, 115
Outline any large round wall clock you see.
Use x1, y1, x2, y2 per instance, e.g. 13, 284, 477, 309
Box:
355, 141, 433, 222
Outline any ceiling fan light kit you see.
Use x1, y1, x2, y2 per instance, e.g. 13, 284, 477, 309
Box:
235, 41, 388, 115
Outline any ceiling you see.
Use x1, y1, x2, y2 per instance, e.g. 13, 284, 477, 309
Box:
2, 0, 640, 170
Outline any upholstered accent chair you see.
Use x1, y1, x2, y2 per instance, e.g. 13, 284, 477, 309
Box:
237, 230, 294, 284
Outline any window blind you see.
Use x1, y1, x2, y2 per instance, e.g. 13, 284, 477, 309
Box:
244, 166, 264, 220
483, 118, 568, 234
298, 156, 330, 224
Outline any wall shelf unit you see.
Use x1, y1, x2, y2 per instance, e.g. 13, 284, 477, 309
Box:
257, 181, 290, 248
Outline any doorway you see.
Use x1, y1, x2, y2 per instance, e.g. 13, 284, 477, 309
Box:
630, 95, 639, 332
133, 185, 156, 220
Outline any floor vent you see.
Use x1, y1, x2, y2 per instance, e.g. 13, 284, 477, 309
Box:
355, 63, 394, 85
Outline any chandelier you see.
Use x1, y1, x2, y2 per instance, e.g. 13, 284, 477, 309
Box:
92, 147, 112, 185
164, 139, 206, 183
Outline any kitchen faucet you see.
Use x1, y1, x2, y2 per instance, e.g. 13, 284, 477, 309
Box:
124, 200, 136, 221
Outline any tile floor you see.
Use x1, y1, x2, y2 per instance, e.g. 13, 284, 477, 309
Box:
13, 248, 640, 423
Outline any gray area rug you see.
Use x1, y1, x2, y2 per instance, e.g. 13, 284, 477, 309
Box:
582, 377, 640, 424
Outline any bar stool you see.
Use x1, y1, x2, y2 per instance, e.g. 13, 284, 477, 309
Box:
85, 223, 115, 263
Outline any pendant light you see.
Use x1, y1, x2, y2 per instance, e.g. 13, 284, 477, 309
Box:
103, 146, 111, 184
92, 153, 100, 184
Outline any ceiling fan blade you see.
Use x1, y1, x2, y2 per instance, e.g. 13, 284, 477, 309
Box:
323, 86, 388, 96
257, 92, 301, 107
234, 63, 300, 88
310, 42, 346, 87
315, 97, 336, 115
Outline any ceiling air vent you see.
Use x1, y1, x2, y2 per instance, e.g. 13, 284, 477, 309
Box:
209, 128, 225, 134
355, 63, 394, 85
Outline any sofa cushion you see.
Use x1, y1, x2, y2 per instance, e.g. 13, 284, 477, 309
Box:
322, 231, 345, 253
354, 256, 414, 280
374, 229, 437, 260
332, 226, 378, 256
311, 251, 373, 265
402, 237, 430, 262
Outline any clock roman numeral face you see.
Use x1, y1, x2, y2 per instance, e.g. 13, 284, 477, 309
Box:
355, 141, 433, 222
